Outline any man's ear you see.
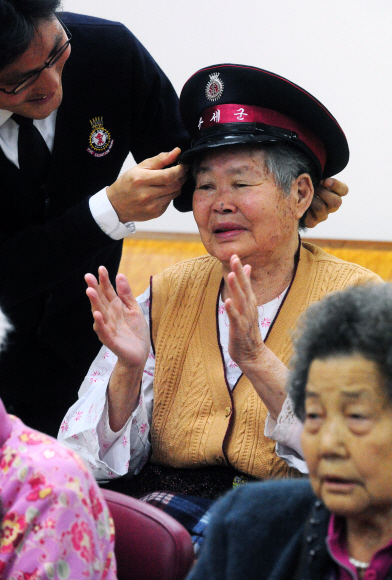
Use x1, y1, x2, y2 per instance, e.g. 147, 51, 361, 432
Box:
292, 174, 314, 220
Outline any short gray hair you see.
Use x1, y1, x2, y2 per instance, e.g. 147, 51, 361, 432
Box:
262, 144, 319, 229
288, 283, 392, 421
262, 144, 319, 196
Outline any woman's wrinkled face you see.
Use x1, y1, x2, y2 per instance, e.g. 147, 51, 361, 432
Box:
192, 147, 305, 270
302, 355, 392, 521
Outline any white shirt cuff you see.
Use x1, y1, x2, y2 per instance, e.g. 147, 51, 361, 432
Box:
265, 396, 309, 474
96, 393, 151, 477
89, 188, 136, 240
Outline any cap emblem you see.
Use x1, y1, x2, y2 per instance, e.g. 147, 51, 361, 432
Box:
205, 72, 224, 102
87, 117, 114, 158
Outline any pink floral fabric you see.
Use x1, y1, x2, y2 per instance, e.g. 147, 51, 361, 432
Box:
0, 399, 116, 579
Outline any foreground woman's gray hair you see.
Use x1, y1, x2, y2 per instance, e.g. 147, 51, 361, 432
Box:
289, 283, 392, 420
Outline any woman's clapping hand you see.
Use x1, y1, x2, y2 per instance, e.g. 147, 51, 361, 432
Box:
85, 266, 150, 370
224, 254, 265, 372
224, 254, 287, 420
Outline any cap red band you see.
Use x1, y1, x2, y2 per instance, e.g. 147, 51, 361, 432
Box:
198, 104, 327, 170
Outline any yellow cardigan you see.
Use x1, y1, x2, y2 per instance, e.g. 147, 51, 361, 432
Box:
149, 242, 381, 480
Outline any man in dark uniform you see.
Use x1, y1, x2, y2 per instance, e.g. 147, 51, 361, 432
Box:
0, 0, 347, 436
0, 0, 189, 435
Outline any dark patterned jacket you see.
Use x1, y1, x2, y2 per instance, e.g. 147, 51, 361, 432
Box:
188, 479, 351, 580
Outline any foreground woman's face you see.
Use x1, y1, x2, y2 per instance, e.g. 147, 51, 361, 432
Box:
192, 148, 301, 268
302, 355, 392, 521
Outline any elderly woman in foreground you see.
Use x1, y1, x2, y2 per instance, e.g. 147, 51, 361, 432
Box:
188, 283, 392, 580
59, 64, 379, 547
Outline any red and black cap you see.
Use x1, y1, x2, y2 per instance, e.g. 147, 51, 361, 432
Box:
174, 63, 349, 212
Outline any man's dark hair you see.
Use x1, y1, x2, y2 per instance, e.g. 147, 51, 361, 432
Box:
288, 283, 392, 421
0, 0, 62, 71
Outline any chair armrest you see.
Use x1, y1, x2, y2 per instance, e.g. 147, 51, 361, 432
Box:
101, 488, 194, 580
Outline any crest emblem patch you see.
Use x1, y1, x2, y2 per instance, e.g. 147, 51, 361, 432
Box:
205, 72, 224, 102
87, 117, 113, 157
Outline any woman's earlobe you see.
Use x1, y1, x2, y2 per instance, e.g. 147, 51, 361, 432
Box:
296, 174, 314, 217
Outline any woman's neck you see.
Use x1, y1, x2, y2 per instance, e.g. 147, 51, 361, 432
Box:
346, 510, 392, 565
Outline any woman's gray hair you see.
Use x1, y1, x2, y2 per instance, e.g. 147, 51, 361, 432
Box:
262, 144, 319, 196
262, 143, 319, 229
288, 283, 392, 421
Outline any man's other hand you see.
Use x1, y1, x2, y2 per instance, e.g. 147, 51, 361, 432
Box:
305, 178, 348, 228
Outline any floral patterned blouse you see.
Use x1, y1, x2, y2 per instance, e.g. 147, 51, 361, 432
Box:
0, 399, 116, 579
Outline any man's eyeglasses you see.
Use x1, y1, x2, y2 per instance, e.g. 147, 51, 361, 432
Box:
0, 19, 72, 96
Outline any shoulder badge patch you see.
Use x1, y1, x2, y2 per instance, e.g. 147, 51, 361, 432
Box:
87, 117, 113, 157
205, 72, 224, 102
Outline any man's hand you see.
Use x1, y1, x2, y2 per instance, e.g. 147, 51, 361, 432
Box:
305, 178, 348, 228
107, 147, 188, 223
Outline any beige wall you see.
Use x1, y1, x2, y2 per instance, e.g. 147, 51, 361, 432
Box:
119, 235, 392, 297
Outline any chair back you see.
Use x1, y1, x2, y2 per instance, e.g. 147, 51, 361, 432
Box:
101, 488, 194, 580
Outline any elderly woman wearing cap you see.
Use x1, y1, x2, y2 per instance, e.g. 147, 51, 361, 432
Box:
59, 64, 380, 547
187, 283, 392, 580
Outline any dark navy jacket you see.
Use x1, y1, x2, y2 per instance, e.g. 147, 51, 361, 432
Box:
0, 13, 189, 434
188, 480, 335, 580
